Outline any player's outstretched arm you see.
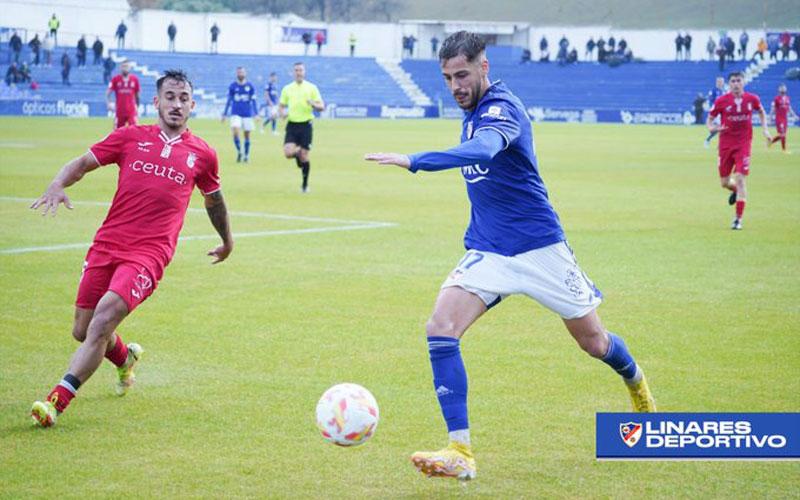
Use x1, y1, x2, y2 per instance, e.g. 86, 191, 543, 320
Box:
706, 113, 726, 133
31, 152, 100, 216
365, 129, 505, 173
758, 107, 772, 144
204, 190, 233, 264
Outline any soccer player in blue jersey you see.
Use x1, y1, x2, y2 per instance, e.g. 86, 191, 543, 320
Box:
704, 76, 726, 148
365, 31, 656, 481
221, 67, 259, 162
261, 72, 279, 135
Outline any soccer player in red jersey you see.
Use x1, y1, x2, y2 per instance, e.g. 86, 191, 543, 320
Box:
769, 84, 798, 153
29, 70, 234, 427
706, 71, 771, 230
106, 60, 140, 129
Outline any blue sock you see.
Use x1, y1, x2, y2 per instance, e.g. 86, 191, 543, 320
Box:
427, 336, 469, 432
244, 140, 250, 156
602, 333, 639, 380
271, 119, 276, 132
233, 136, 241, 152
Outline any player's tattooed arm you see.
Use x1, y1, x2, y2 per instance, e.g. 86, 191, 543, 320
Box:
31, 152, 100, 216
204, 190, 234, 264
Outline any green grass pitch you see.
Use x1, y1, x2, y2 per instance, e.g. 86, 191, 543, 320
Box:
0, 117, 798, 498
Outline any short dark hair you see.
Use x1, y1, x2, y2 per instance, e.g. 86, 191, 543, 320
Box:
438, 31, 486, 63
156, 69, 193, 92
270, 71, 276, 76
727, 71, 743, 80
294, 61, 304, 67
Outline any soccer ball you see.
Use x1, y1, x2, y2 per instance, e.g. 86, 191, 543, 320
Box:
315, 383, 379, 447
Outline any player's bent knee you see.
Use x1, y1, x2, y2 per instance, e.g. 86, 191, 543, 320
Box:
71, 325, 87, 342
425, 316, 461, 338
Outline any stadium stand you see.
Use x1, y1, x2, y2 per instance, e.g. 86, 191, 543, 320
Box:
2, 41, 797, 119
114, 50, 415, 107
400, 59, 757, 114
746, 61, 800, 106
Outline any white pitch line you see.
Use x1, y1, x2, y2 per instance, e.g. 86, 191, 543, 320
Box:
0, 196, 397, 255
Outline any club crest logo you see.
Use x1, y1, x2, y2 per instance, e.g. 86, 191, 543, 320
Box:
620, 422, 643, 448
187, 152, 196, 168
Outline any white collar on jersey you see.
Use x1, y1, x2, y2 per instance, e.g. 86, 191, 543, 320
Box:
159, 129, 184, 145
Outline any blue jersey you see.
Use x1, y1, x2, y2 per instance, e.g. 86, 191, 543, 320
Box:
265, 82, 278, 106
708, 86, 724, 107
410, 81, 565, 256
224, 80, 258, 117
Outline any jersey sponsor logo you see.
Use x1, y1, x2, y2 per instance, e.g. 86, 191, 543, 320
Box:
233, 93, 253, 102
480, 105, 506, 121
460, 163, 489, 183
620, 422, 643, 447
129, 159, 188, 186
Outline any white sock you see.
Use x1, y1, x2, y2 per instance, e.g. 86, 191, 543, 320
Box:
624, 366, 643, 385
449, 429, 471, 445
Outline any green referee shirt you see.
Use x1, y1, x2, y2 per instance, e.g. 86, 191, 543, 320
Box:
279, 80, 322, 123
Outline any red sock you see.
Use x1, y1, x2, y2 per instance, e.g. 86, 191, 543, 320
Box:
781, 137, 786, 150
47, 384, 75, 413
105, 334, 128, 367
771, 136, 781, 144
736, 200, 746, 219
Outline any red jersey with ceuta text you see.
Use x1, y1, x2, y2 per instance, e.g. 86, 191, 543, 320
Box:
88, 124, 220, 279
109, 74, 140, 117
709, 91, 762, 149
773, 94, 792, 122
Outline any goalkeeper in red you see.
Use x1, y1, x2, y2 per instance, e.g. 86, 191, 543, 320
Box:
706, 71, 771, 230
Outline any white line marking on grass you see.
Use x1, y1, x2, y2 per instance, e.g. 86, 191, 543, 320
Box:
0, 196, 397, 255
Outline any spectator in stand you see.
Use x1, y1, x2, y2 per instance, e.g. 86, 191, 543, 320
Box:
61, 51, 71, 86
431, 36, 439, 58
717, 44, 726, 71
539, 36, 548, 59
623, 48, 633, 63
739, 31, 749, 60
597, 37, 606, 62
5, 62, 19, 86
48, 13, 60, 46
9, 30, 22, 64
92, 37, 103, 65
726, 36, 736, 61
103, 55, 115, 84
557, 43, 568, 65
408, 35, 417, 57
793, 34, 800, 60
18, 62, 31, 83
76, 35, 87, 67
768, 35, 779, 61
520, 48, 531, 64
706, 36, 716, 61
754, 37, 767, 60
29, 34, 42, 66
42, 33, 53, 66
315, 30, 325, 55
116, 20, 127, 49
167, 21, 177, 52
539, 47, 550, 62
780, 31, 791, 60
675, 32, 684, 60
608, 35, 616, 52
559, 35, 569, 51
693, 93, 706, 125
684, 32, 692, 60
585, 37, 595, 61
618, 38, 627, 53
567, 48, 578, 64
302, 31, 312, 55
210, 23, 220, 54
349, 32, 356, 56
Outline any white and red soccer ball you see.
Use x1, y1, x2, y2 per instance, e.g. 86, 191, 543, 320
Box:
315, 383, 379, 447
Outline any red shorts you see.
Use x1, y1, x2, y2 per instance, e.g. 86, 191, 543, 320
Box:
115, 114, 137, 129
776, 119, 787, 136
76, 247, 157, 312
718, 144, 751, 177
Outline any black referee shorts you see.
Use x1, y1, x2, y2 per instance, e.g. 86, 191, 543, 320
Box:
284, 121, 313, 150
